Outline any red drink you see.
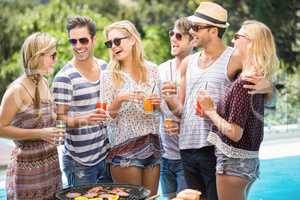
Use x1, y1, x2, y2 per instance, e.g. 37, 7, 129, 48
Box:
96, 102, 107, 111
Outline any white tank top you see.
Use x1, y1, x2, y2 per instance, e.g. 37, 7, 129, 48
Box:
179, 47, 234, 150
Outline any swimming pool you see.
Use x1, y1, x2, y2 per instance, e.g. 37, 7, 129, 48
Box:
1, 156, 299, 200
248, 155, 300, 200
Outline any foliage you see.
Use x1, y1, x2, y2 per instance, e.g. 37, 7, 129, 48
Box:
0, 0, 299, 124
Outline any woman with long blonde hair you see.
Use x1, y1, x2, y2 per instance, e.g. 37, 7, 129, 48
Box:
100, 20, 161, 196
198, 20, 279, 200
0, 32, 63, 199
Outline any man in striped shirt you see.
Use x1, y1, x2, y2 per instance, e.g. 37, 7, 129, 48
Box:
52, 16, 111, 187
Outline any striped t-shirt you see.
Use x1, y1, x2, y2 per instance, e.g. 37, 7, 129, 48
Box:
51, 60, 110, 166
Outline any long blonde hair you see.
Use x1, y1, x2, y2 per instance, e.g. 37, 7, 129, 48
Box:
242, 20, 279, 80
104, 20, 148, 89
21, 32, 56, 109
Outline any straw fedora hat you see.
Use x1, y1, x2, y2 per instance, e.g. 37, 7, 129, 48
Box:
188, 1, 229, 28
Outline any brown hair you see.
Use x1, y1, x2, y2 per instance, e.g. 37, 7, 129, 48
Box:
21, 32, 56, 110
66, 16, 96, 38
174, 17, 192, 38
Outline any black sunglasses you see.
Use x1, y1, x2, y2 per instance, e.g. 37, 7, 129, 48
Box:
69, 37, 90, 46
233, 33, 248, 40
104, 37, 128, 48
190, 24, 215, 32
50, 52, 57, 60
169, 30, 183, 41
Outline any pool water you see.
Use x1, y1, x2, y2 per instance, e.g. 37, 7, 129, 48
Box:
248, 155, 300, 200
0, 156, 299, 200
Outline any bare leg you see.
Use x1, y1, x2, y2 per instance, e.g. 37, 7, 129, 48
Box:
142, 164, 160, 196
110, 165, 142, 185
216, 174, 249, 200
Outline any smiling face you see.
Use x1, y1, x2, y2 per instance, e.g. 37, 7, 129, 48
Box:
69, 26, 95, 61
106, 28, 135, 62
170, 27, 194, 58
232, 27, 251, 60
189, 23, 213, 48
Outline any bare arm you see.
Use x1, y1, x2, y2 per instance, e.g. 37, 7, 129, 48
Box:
0, 84, 61, 142
228, 51, 273, 96
56, 104, 107, 127
198, 92, 243, 142
206, 110, 243, 142
162, 56, 189, 117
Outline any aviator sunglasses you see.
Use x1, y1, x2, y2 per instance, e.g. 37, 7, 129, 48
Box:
104, 37, 128, 48
190, 24, 215, 32
69, 37, 90, 46
169, 29, 183, 41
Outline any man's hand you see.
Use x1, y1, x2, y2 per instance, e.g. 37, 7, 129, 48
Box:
241, 75, 272, 94
164, 119, 179, 135
162, 81, 177, 98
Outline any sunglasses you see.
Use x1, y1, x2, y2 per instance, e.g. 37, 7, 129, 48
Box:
233, 33, 248, 40
190, 24, 215, 32
104, 37, 128, 48
169, 30, 183, 41
69, 37, 90, 46
50, 52, 57, 60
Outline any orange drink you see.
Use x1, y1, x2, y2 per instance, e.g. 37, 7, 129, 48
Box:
196, 95, 202, 114
164, 118, 173, 127
96, 102, 107, 111
144, 97, 153, 113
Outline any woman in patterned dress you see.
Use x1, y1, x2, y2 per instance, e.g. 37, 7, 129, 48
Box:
100, 20, 161, 196
0, 32, 63, 200
198, 20, 279, 200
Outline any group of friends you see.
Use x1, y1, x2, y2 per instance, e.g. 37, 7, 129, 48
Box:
0, 1, 278, 200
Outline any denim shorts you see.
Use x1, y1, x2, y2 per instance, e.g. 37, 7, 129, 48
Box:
160, 157, 188, 197
63, 154, 112, 187
110, 155, 160, 168
215, 151, 260, 181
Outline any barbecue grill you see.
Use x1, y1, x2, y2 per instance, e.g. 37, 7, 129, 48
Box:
55, 183, 151, 200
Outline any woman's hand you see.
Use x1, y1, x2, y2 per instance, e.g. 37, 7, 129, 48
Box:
147, 93, 161, 110
197, 91, 216, 116
40, 127, 65, 145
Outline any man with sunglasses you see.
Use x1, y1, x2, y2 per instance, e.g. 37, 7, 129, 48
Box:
158, 17, 194, 199
162, 2, 273, 200
52, 16, 111, 187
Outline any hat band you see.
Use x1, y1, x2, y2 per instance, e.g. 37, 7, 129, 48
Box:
194, 12, 227, 25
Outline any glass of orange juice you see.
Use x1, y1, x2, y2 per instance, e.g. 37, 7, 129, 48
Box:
144, 97, 153, 113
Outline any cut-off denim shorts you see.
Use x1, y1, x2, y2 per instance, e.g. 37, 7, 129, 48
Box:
110, 155, 161, 168
215, 150, 260, 181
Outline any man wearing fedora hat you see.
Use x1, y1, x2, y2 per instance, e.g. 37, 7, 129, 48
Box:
162, 2, 273, 200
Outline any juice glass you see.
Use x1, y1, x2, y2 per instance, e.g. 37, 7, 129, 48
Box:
144, 97, 153, 113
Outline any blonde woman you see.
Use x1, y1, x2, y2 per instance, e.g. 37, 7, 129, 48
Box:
0, 32, 63, 199
198, 20, 279, 200
100, 20, 161, 195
